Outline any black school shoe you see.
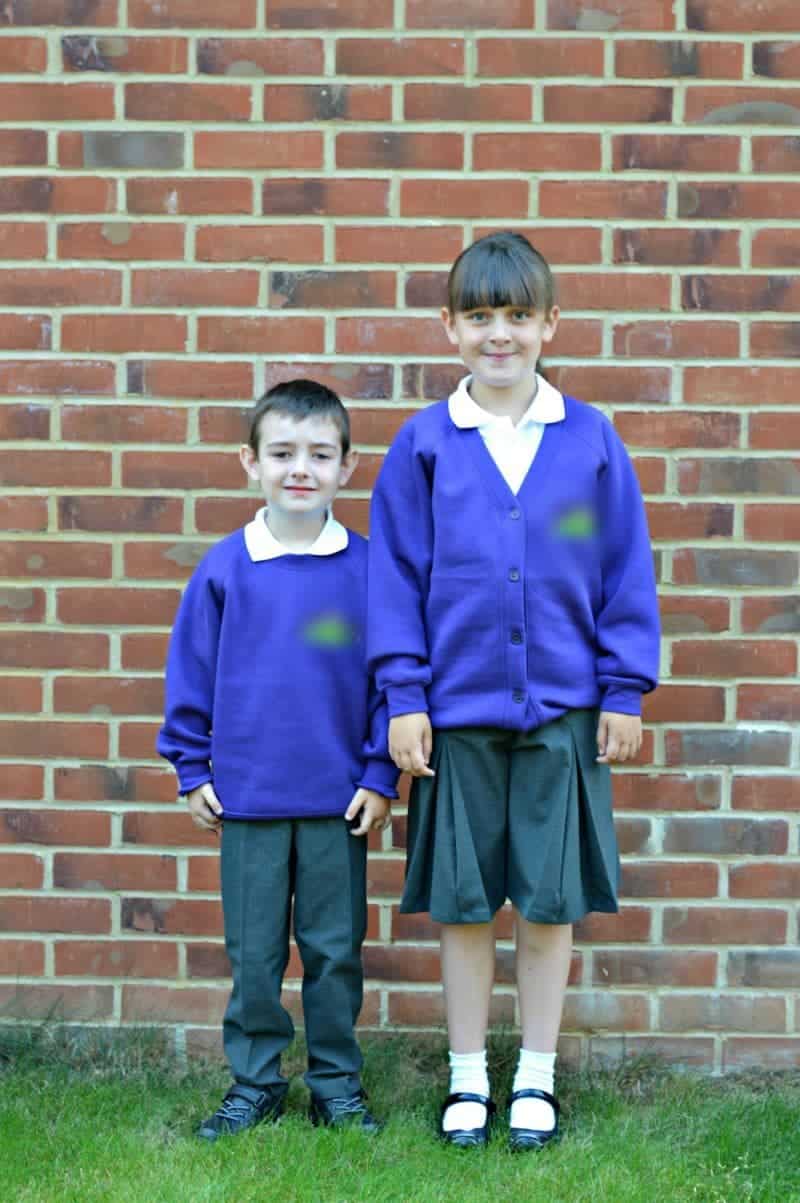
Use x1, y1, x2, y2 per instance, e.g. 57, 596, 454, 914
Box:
507, 1087, 560, 1152
197, 1082, 285, 1142
309, 1089, 382, 1134
439, 1092, 496, 1148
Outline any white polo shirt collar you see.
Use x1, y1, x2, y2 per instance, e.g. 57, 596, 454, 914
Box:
448, 372, 565, 430
244, 506, 349, 562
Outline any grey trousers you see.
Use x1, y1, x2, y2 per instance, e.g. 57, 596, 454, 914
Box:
220, 816, 367, 1100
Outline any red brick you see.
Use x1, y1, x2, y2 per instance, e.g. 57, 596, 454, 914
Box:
0, 403, 49, 439
122, 984, 227, 1024
737, 683, 800, 721
541, 181, 667, 219
614, 320, 739, 359
54, 675, 163, 717
730, 861, 800, 898
362, 945, 440, 982
186, 943, 230, 978
0, 808, 109, 846
614, 772, 722, 812
664, 817, 788, 856
0, 269, 121, 308
127, 177, 253, 216
123, 896, 222, 937
123, 812, 215, 848
574, 907, 651, 943
616, 410, 740, 450
0, 130, 47, 165
271, 269, 394, 310
615, 40, 743, 79
0, 361, 115, 398
121, 633, 169, 671
55, 939, 179, 979
198, 316, 324, 355
554, 365, 670, 405
187, 856, 220, 892
0, 852, 43, 888
0, 593, 45, 624
672, 639, 796, 678
0, 766, 44, 801
0, 498, 48, 533
685, 85, 800, 123
0, 632, 108, 670
195, 131, 322, 170
479, 36, 602, 75
194, 498, 269, 533
632, 456, 666, 492
261, 362, 390, 403
0, 541, 111, 580
337, 132, 463, 171
0, 449, 112, 486
405, 84, 531, 122
401, 179, 529, 219
752, 135, 800, 172
0, 983, 113, 1021
677, 456, 800, 497
0, 939, 44, 975
407, 0, 532, 24
63, 34, 188, 74
128, 359, 253, 400
119, 721, 162, 760
545, 85, 672, 123
621, 860, 719, 898
1, 674, 43, 710
59, 495, 183, 534
751, 322, 800, 358
0, 896, 110, 934
614, 226, 740, 266
749, 412, 800, 449
58, 587, 179, 627
133, 268, 259, 309
661, 994, 785, 1033
548, 0, 674, 29
744, 504, 800, 542
61, 405, 186, 444
594, 950, 717, 986
54, 852, 176, 890
478, 227, 604, 266
266, 0, 393, 27
336, 317, 450, 357
1, 176, 115, 215
723, 1040, 800, 1072
0, 84, 114, 121
643, 682, 726, 722
198, 36, 323, 75
58, 222, 185, 262
740, 597, 800, 637
196, 223, 324, 264
732, 775, 800, 811
474, 132, 601, 172
685, 275, 800, 312
754, 42, 800, 79
125, 82, 251, 122
664, 906, 787, 945
750, 228, 800, 267
0, 721, 107, 759
337, 36, 463, 75
123, 542, 210, 581
129, 0, 257, 26
61, 314, 187, 353
388, 990, 514, 1028
264, 84, 391, 123
6, 0, 118, 21
54, 764, 174, 805
687, 0, 800, 32
665, 729, 791, 768
0, 223, 48, 260
263, 177, 389, 217
680, 181, 800, 221
686, 367, 800, 406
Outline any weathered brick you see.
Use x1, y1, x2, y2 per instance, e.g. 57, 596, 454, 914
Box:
265, 0, 393, 27
741, 598, 800, 635
663, 906, 787, 945
407, 0, 532, 25
474, 132, 601, 172
594, 950, 717, 986
198, 37, 323, 76
0, 84, 114, 122
127, 177, 253, 216
548, 0, 674, 29
615, 410, 739, 449
122, 984, 227, 1024
129, 0, 257, 26
195, 131, 322, 170
122, 896, 222, 937
679, 181, 800, 220
724, 1040, 800, 1071
58, 222, 185, 262
642, 682, 726, 721
263, 177, 388, 217
613, 772, 722, 811
750, 322, 800, 358
123, 542, 210, 581
59, 131, 185, 170
401, 179, 529, 219
269, 269, 395, 309
0, 361, 114, 398
753, 42, 800, 79
0, 766, 44, 801
687, 0, 800, 33
388, 990, 514, 1028
541, 180, 667, 220
62, 34, 188, 74
264, 84, 391, 123
728, 950, 800, 987
0, 938, 44, 975
54, 852, 176, 891
744, 505, 800, 542
554, 272, 672, 310
615, 40, 743, 79
336, 317, 450, 356
663, 817, 788, 856
665, 729, 792, 768
0, 593, 45, 624
574, 907, 652, 943
552, 366, 670, 405
545, 85, 672, 123
59, 496, 183, 534
752, 135, 800, 172
337, 132, 463, 171
614, 320, 739, 359
730, 861, 800, 898
0, 403, 49, 439
0, 540, 111, 580
0, 223, 48, 260
197, 316, 324, 355
0, 852, 43, 888
621, 860, 719, 898
123, 811, 215, 848
55, 939, 179, 979
54, 675, 163, 717
0, 498, 48, 533
0, 314, 51, 352
0, 269, 120, 307
196, 223, 324, 263
0, 721, 108, 759
58, 587, 179, 627
126, 83, 251, 122
62, 314, 187, 353
685, 85, 800, 124
128, 359, 252, 400
678, 457, 800, 496
5, 1, 118, 23
262, 362, 394, 401
61, 405, 186, 444
187, 856, 220, 893
121, 633, 169, 671
479, 37, 602, 76
683, 274, 800, 311
0, 983, 112, 1021
405, 83, 531, 122
54, 764, 174, 805
661, 994, 785, 1033
0, 632, 108, 670
614, 227, 739, 266
0, 130, 47, 166
737, 683, 800, 722
673, 548, 797, 587
0, 896, 110, 934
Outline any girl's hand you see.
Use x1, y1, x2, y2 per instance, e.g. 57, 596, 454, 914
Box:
186, 782, 223, 832
389, 713, 435, 777
345, 788, 392, 836
596, 712, 642, 764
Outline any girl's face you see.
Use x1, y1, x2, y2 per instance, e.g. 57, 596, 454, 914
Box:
441, 303, 559, 407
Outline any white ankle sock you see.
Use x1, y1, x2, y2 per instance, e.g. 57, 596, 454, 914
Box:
443, 1049, 490, 1132
510, 1048, 557, 1132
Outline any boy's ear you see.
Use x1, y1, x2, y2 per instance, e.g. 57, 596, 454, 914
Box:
542, 305, 561, 344
239, 444, 260, 481
441, 307, 459, 346
338, 449, 358, 487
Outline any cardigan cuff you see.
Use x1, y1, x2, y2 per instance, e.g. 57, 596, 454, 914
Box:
385, 683, 429, 719
599, 686, 643, 716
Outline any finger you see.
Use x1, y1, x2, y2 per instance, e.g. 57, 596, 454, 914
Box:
596, 716, 608, 755
345, 796, 363, 821
422, 724, 433, 764
201, 785, 223, 816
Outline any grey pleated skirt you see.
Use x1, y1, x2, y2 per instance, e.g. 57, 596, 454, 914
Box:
400, 709, 618, 926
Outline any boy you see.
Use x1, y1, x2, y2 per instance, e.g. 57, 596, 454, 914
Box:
158, 379, 397, 1141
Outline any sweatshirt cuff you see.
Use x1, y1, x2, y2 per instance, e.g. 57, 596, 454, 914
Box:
356, 760, 400, 800
599, 686, 643, 716
176, 765, 213, 796
385, 683, 429, 718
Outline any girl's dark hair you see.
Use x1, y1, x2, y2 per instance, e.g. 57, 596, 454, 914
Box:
447, 230, 556, 315
248, 378, 350, 455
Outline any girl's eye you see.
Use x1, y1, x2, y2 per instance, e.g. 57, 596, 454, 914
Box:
512, 310, 532, 321
467, 312, 488, 323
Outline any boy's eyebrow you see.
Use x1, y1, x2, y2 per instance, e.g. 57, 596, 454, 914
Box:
264, 438, 339, 449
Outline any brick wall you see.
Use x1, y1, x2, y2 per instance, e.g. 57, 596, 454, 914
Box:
1, 0, 799, 1073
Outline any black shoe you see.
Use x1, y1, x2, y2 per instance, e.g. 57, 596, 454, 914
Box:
197, 1082, 285, 1142
309, 1090, 382, 1134
508, 1087, 560, 1152
439, 1091, 496, 1148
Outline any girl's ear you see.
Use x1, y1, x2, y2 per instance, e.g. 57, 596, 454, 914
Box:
542, 305, 561, 344
339, 449, 358, 487
441, 306, 460, 346
239, 444, 260, 481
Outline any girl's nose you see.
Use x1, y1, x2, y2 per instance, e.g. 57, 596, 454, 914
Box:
488, 316, 511, 340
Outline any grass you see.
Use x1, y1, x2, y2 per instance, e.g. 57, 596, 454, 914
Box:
1, 1025, 800, 1203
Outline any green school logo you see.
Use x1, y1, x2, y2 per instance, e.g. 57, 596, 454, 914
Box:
555, 506, 596, 540
303, 611, 358, 648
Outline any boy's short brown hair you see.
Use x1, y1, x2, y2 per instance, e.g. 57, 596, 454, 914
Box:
248, 378, 351, 456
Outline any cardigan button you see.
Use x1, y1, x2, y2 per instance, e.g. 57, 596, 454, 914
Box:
512, 689, 526, 703
510, 630, 523, 644
509, 507, 521, 519
508, 569, 520, 582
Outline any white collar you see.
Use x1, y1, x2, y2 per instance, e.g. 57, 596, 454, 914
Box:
448, 372, 565, 430
243, 507, 349, 562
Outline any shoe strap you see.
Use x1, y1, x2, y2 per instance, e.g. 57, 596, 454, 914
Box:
508, 1087, 559, 1116
442, 1091, 496, 1114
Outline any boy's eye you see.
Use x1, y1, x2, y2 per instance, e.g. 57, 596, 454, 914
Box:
313, 453, 333, 461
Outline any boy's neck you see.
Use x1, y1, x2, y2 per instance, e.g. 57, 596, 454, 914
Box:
468, 375, 539, 426
263, 506, 327, 552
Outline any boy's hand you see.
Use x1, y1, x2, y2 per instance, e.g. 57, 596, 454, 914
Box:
596, 711, 642, 764
187, 782, 223, 832
345, 788, 392, 836
388, 713, 435, 778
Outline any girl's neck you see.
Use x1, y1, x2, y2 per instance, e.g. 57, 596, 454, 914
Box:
468, 375, 539, 426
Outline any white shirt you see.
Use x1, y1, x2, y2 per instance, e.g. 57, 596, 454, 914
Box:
448, 372, 566, 495
243, 506, 349, 562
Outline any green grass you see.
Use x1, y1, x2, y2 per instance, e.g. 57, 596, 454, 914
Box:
2, 1026, 800, 1203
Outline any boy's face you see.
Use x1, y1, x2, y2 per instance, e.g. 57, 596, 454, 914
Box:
239, 412, 357, 522
441, 304, 559, 406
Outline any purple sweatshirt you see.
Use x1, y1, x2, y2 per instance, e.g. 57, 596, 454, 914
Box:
157, 526, 398, 819
367, 394, 659, 730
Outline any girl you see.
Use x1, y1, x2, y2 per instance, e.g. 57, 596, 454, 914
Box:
367, 231, 659, 1150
